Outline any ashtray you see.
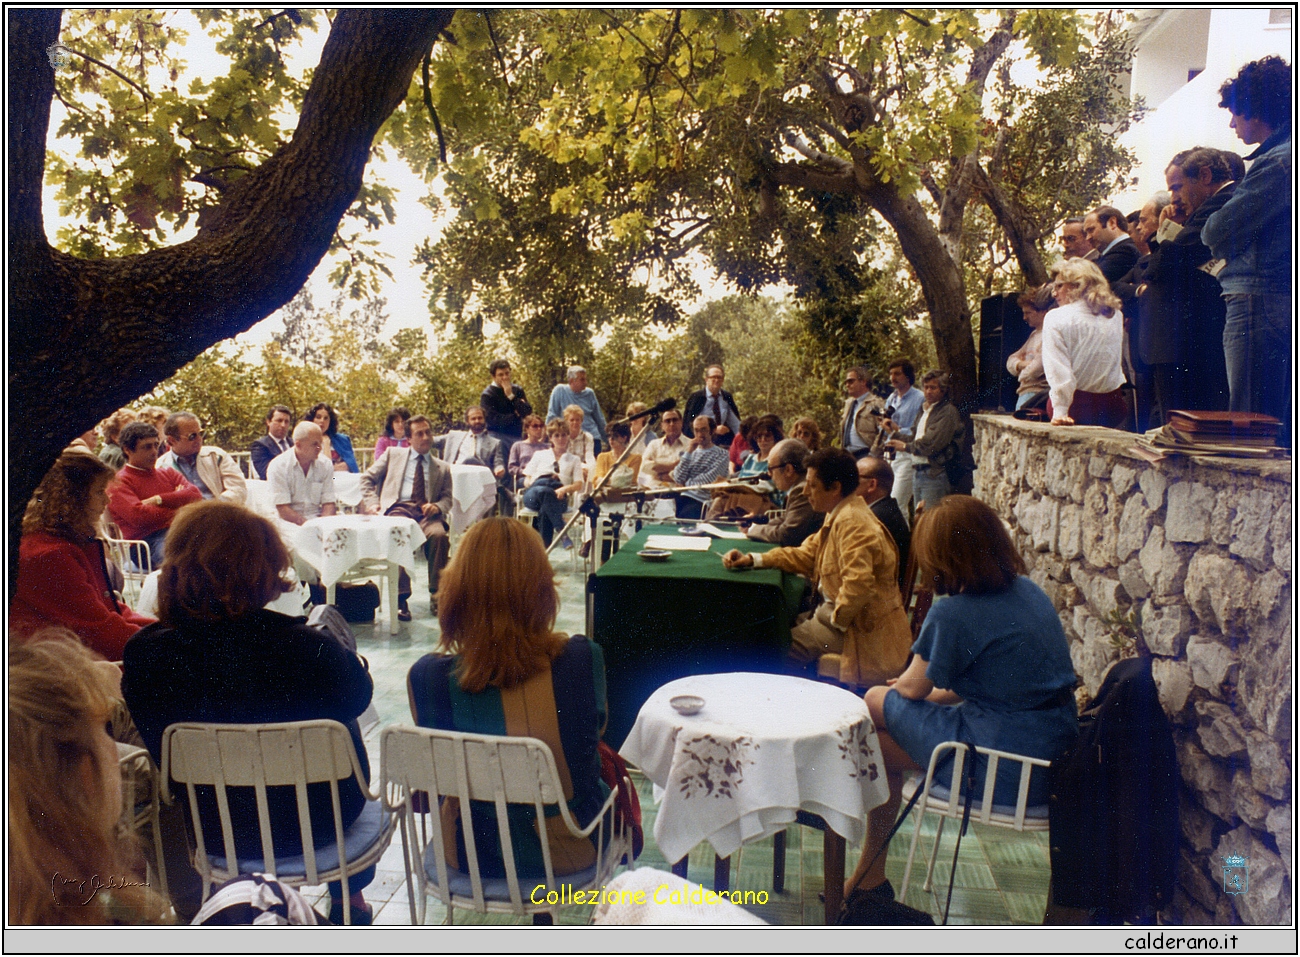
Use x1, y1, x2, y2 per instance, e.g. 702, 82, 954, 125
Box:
677, 525, 707, 536
670, 695, 705, 716
637, 548, 671, 562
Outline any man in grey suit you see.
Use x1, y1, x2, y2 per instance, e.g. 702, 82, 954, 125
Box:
434, 406, 506, 475
359, 414, 453, 621
744, 439, 823, 548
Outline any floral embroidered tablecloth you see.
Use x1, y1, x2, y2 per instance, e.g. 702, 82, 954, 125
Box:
619, 672, 889, 863
291, 514, 424, 588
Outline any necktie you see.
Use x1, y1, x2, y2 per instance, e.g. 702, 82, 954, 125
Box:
411, 453, 426, 504
711, 393, 721, 425
844, 400, 855, 448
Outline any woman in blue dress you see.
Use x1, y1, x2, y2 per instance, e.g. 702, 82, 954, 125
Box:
844, 494, 1077, 902
306, 402, 358, 473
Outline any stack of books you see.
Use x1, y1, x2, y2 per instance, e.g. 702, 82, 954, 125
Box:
1134, 410, 1285, 461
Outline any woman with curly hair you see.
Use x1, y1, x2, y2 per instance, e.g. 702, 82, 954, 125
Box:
1042, 258, 1127, 428
9, 635, 171, 924
791, 416, 823, 453
11, 451, 155, 659
306, 402, 358, 472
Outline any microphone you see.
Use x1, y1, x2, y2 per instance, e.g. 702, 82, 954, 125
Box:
608, 397, 677, 427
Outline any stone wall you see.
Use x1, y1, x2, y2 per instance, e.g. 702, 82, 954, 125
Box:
972, 415, 1292, 925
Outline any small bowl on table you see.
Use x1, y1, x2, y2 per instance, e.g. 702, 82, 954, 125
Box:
637, 548, 671, 562
670, 695, 705, 716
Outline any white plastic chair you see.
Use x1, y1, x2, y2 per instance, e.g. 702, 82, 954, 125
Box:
899, 742, 1052, 908
103, 525, 153, 609
514, 487, 581, 570
380, 725, 630, 925
161, 719, 396, 925
117, 743, 169, 902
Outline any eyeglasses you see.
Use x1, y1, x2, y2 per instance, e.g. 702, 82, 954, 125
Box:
183, 431, 204, 441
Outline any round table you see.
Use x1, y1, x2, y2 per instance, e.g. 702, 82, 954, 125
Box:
620, 672, 890, 922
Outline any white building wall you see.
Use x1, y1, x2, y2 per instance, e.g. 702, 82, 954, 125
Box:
1113, 7, 1292, 212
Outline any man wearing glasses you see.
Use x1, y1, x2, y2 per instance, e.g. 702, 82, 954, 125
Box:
743, 439, 823, 548
839, 365, 885, 460
683, 365, 742, 447
158, 411, 248, 504
637, 409, 691, 519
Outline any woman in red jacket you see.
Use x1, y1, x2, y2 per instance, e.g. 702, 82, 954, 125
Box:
11, 450, 154, 659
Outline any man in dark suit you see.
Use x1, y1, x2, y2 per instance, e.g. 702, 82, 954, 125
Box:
1137, 148, 1236, 423
1084, 204, 1140, 289
249, 404, 293, 479
359, 415, 454, 621
856, 456, 910, 591
683, 364, 741, 446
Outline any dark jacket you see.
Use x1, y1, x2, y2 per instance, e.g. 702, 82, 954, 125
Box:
122, 610, 374, 858
683, 388, 740, 439
746, 480, 823, 548
904, 399, 965, 478
1095, 236, 1140, 289
1049, 657, 1177, 922
479, 382, 532, 439
869, 495, 911, 590
249, 434, 286, 480
1202, 124, 1292, 296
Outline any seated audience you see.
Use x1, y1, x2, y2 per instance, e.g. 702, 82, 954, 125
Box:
791, 417, 823, 453
729, 416, 758, 472
433, 405, 506, 477
842, 495, 1077, 903
1007, 286, 1055, 411
708, 414, 782, 519
157, 411, 247, 504
1041, 259, 1127, 428
374, 406, 411, 457
636, 410, 689, 490
407, 518, 610, 883
592, 421, 642, 490
359, 414, 453, 620
267, 422, 338, 526
562, 403, 598, 473
521, 422, 585, 548
250, 405, 293, 480
121, 501, 376, 924
98, 408, 137, 470
856, 456, 911, 589
107, 421, 202, 565
10, 636, 171, 925
743, 438, 823, 548
507, 414, 550, 491
306, 402, 357, 473
12, 452, 155, 659
672, 415, 730, 520
625, 402, 653, 453
885, 371, 967, 509
479, 359, 532, 450
723, 448, 910, 685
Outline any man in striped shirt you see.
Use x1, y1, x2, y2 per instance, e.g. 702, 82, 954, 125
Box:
672, 415, 730, 520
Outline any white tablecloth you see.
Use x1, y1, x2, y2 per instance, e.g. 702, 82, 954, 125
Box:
448, 463, 498, 535
333, 471, 362, 508
136, 568, 309, 619
290, 515, 424, 588
620, 673, 890, 863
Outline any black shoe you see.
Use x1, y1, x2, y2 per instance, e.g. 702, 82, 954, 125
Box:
328, 898, 373, 925
429, 594, 438, 616
397, 606, 412, 622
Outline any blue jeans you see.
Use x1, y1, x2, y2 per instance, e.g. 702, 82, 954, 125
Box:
522, 477, 566, 546
142, 528, 169, 568
913, 468, 952, 512
1223, 293, 1291, 446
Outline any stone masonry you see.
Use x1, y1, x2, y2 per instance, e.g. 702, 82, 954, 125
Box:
973, 415, 1292, 925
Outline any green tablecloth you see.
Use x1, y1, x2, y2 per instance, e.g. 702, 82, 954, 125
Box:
592, 525, 807, 748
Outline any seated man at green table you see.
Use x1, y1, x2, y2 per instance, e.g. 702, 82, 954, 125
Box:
722, 447, 911, 687
741, 438, 822, 548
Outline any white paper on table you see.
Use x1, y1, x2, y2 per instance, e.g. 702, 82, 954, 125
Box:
694, 522, 748, 540
644, 534, 713, 551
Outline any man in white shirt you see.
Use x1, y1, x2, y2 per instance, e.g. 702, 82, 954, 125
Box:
267, 422, 338, 525
359, 414, 453, 619
157, 411, 247, 504
637, 409, 691, 519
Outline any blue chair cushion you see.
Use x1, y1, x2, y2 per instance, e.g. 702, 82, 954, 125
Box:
926, 783, 1048, 820
207, 799, 391, 876
422, 844, 597, 902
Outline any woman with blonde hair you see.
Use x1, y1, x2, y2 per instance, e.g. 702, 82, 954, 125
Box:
98, 408, 137, 469
11, 451, 155, 659
1042, 258, 1127, 428
407, 517, 609, 881
791, 417, 823, 453
9, 634, 171, 924
121, 500, 376, 924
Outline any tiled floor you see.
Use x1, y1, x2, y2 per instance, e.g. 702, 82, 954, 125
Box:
297, 548, 1051, 926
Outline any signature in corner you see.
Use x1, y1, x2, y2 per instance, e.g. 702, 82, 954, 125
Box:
51, 872, 149, 906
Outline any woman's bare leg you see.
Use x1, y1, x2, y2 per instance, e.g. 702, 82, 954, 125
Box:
844, 685, 921, 897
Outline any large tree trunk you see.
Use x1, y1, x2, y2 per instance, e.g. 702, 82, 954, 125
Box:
7, 8, 455, 594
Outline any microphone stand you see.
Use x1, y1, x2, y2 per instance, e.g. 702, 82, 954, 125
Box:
545, 415, 657, 558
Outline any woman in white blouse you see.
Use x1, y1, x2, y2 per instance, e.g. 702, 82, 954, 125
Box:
1042, 258, 1128, 428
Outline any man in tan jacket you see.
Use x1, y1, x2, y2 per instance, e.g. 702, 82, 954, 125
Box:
724, 447, 912, 686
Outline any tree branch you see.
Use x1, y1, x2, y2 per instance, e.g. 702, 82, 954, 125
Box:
59, 42, 153, 101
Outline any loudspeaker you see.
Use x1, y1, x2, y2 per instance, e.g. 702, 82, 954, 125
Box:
978, 293, 1032, 412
